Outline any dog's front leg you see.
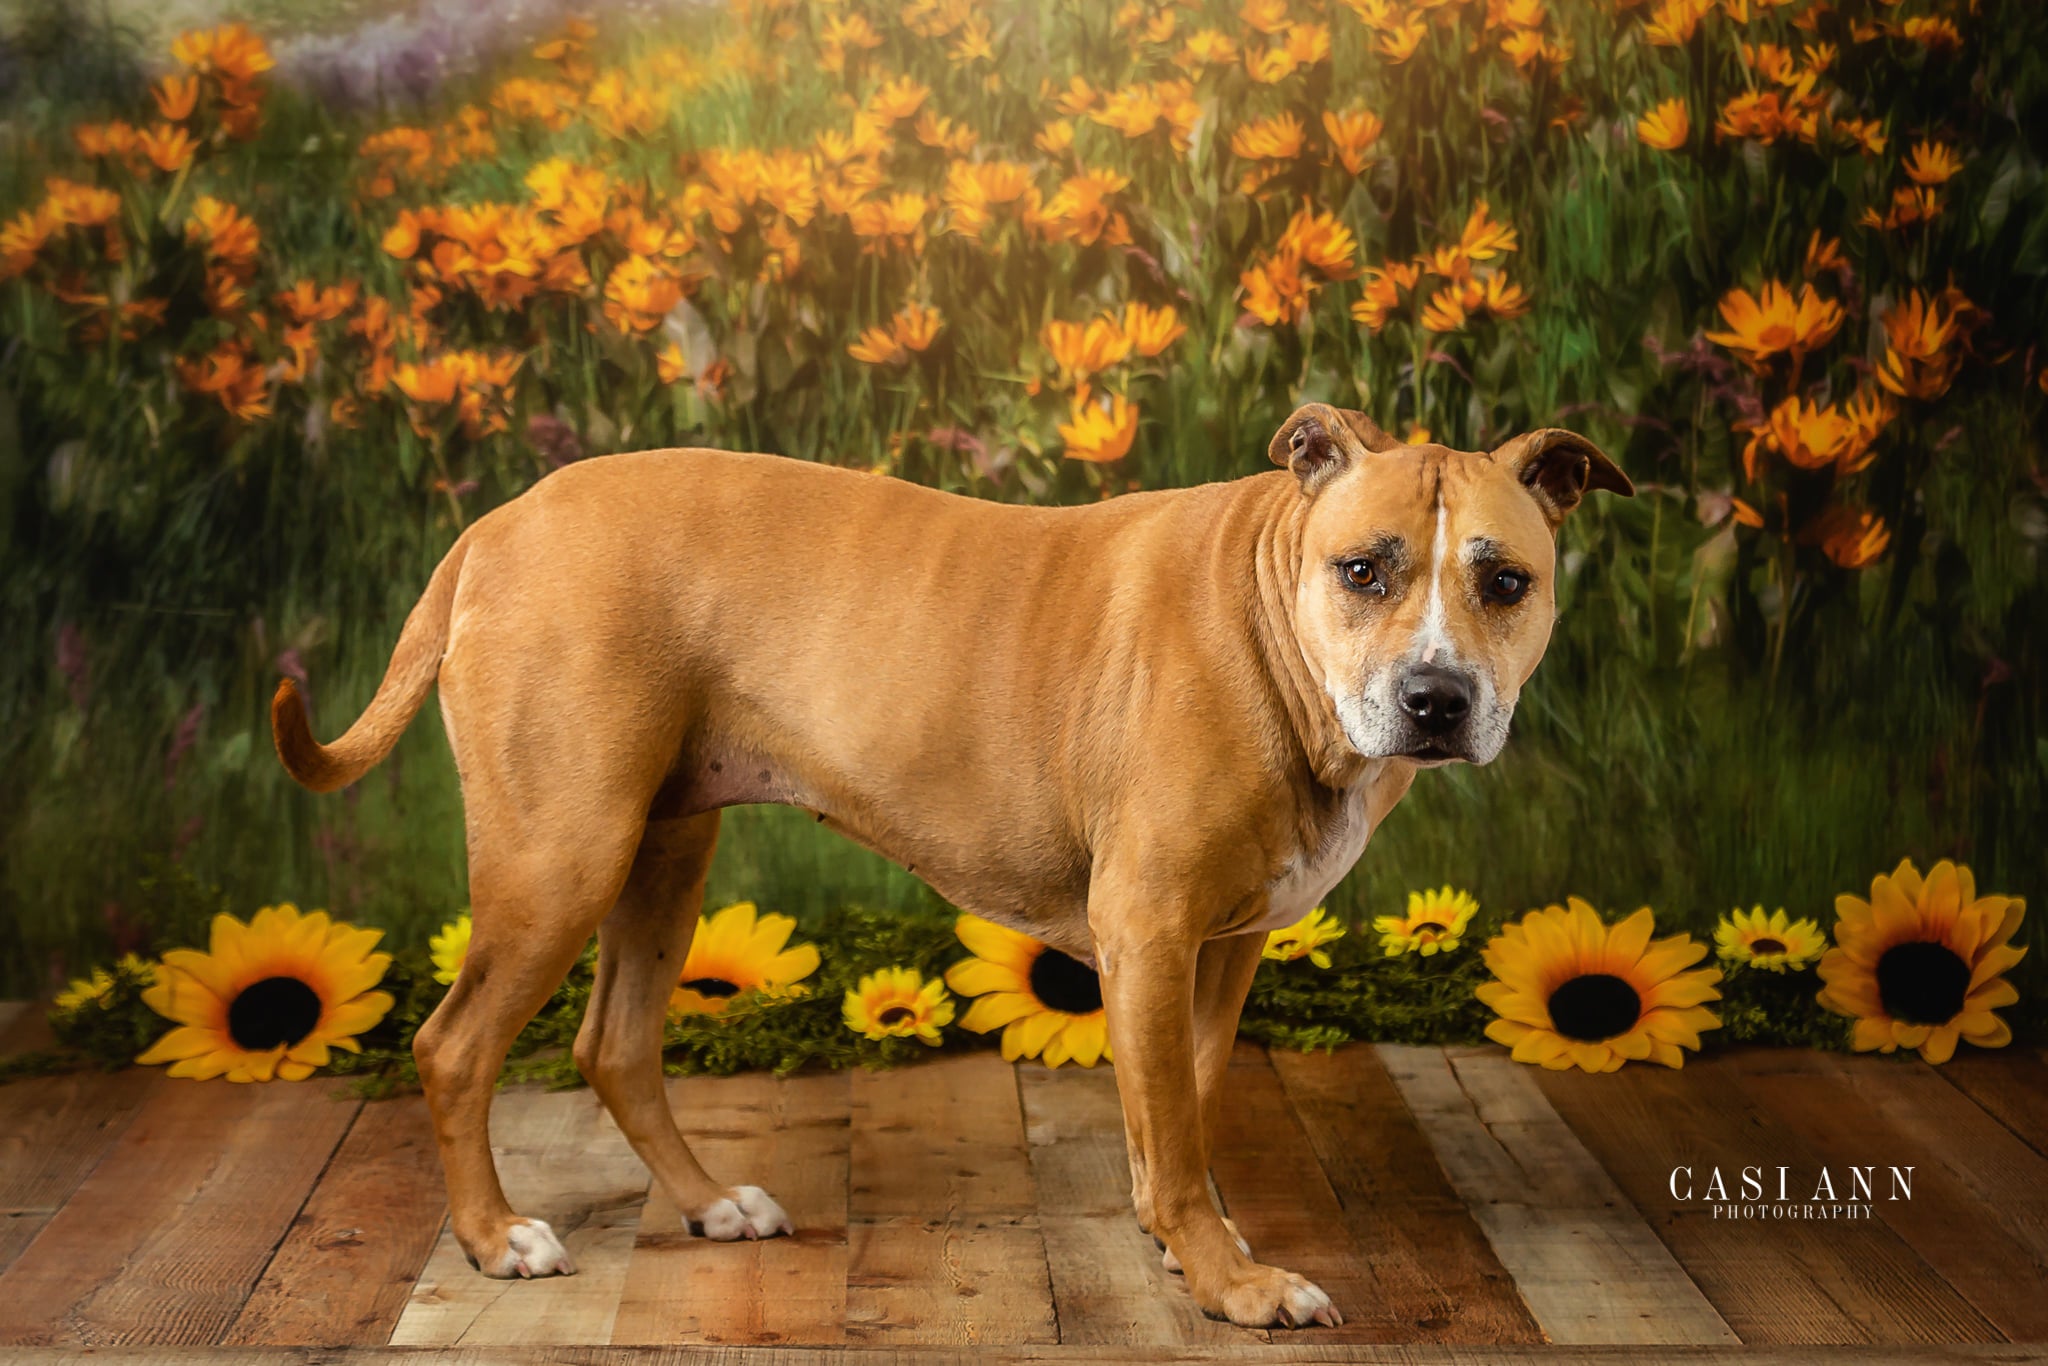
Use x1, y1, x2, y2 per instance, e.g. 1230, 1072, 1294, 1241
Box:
1092, 881, 1341, 1330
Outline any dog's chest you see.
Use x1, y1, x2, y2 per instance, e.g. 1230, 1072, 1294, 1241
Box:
1250, 786, 1374, 933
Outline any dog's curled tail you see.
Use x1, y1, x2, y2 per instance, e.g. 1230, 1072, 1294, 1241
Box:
272, 536, 470, 794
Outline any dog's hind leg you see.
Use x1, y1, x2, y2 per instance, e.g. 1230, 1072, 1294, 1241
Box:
574, 811, 792, 1242
412, 807, 647, 1280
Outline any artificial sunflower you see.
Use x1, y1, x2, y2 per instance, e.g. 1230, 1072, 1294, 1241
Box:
667, 901, 820, 1017
1816, 859, 2026, 1064
842, 966, 954, 1044
1374, 886, 1479, 957
53, 953, 156, 1013
944, 914, 1110, 1067
430, 911, 471, 985
1714, 906, 1826, 972
1477, 899, 1722, 1073
136, 904, 394, 1083
1264, 907, 1346, 967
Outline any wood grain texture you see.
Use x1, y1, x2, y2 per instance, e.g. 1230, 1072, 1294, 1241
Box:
1538, 1049, 2000, 1344
1380, 1044, 1735, 1346
388, 1085, 650, 1347
5, 1342, 2042, 1365
1272, 1046, 1542, 1345
0, 1078, 359, 1347
1017, 1063, 1244, 1347
1934, 1047, 2048, 1163
1208, 1043, 1403, 1343
223, 1094, 447, 1346
845, 1053, 1055, 1346
1724, 1048, 2048, 1341
0, 1067, 159, 1275
611, 1070, 851, 1346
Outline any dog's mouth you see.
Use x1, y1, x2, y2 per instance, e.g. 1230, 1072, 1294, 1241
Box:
1403, 742, 1461, 764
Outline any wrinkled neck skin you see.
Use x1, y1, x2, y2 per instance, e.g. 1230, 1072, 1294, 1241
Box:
1246, 475, 1391, 794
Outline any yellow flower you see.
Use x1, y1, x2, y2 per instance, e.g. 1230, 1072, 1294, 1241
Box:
1803, 504, 1891, 569
1376, 19, 1427, 62
1902, 140, 1963, 186
1456, 200, 1518, 260
1042, 314, 1133, 385
867, 73, 930, 122
848, 324, 908, 366
430, 912, 471, 985
1818, 860, 2024, 1064
1350, 259, 1419, 332
891, 301, 943, 351
1704, 281, 1842, 371
1643, 0, 1710, 46
1321, 107, 1385, 175
1875, 288, 1967, 400
1637, 98, 1690, 151
1374, 887, 1478, 957
1477, 899, 1722, 1073
602, 255, 685, 335
1264, 907, 1346, 967
1419, 284, 1467, 333
55, 954, 156, 1013
668, 901, 820, 1017
1231, 111, 1306, 161
136, 904, 393, 1083
1057, 387, 1140, 463
1833, 116, 1885, 156
1714, 907, 1826, 972
1120, 301, 1186, 357
945, 914, 1110, 1067
842, 966, 954, 1044
1278, 204, 1358, 279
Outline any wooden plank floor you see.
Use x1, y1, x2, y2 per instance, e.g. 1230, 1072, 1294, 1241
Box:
0, 1038, 2044, 1356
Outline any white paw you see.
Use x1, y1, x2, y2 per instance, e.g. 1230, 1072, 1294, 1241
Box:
488, 1218, 575, 1278
1217, 1267, 1341, 1330
1162, 1216, 1251, 1275
693, 1184, 793, 1241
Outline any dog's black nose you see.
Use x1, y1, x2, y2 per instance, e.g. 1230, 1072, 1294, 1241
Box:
1398, 665, 1472, 735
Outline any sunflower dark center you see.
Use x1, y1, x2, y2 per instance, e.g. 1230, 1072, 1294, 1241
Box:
226, 976, 323, 1051
1876, 940, 1969, 1025
1414, 921, 1448, 935
877, 1005, 916, 1026
1029, 948, 1103, 1014
681, 977, 742, 999
1750, 937, 1787, 955
1546, 973, 1643, 1042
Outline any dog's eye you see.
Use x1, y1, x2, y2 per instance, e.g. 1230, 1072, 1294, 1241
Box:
1485, 569, 1530, 605
1342, 559, 1384, 594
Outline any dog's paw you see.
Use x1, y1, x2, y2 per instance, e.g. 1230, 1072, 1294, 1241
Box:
475, 1218, 575, 1279
691, 1185, 793, 1241
1162, 1217, 1250, 1275
1208, 1263, 1341, 1330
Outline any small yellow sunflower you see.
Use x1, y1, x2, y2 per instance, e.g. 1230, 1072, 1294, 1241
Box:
1477, 898, 1722, 1073
667, 901, 820, 1017
1374, 886, 1479, 957
1817, 858, 2026, 1065
1263, 906, 1346, 966
430, 911, 471, 985
842, 966, 954, 1044
944, 914, 1110, 1068
1715, 906, 1826, 972
136, 904, 394, 1083
54, 953, 156, 1013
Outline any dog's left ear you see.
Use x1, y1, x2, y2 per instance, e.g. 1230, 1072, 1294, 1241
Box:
1499, 428, 1634, 522
1268, 403, 1398, 492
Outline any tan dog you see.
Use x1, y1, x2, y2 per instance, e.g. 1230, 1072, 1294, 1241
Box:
273, 402, 1629, 1329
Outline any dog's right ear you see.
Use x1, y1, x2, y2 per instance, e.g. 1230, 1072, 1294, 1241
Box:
1268, 403, 1398, 492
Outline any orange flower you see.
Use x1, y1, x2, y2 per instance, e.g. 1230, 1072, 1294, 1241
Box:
1637, 98, 1690, 151
45, 177, 122, 230
1875, 289, 1965, 400
1902, 140, 1963, 186
185, 195, 260, 266
847, 325, 906, 366
1321, 108, 1384, 175
1120, 302, 1186, 357
1179, 29, 1238, 66
1241, 250, 1315, 326
601, 255, 684, 334
892, 302, 943, 352
73, 120, 137, 161
1860, 185, 1943, 232
176, 342, 271, 422
1834, 117, 1886, 156
276, 278, 361, 325
1457, 201, 1518, 260
1279, 204, 1358, 280
1376, 19, 1427, 62
1804, 505, 1890, 569
1350, 259, 1419, 332
848, 192, 929, 253
1043, 315, 1133, 386
1803, 230, 1846, 279
1705, 281, 1842, 371
868, 74, 931, 122
153, 74, 201, 122
171, 22, 275, 87
1419, 285, 1467, 333
138, 123, 198, 173
1231, 111, 1306, 162
1743, 395, 1854, 477
1058, 388, 1140, 463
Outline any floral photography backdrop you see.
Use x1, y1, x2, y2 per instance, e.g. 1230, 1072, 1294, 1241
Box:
1, 0, 2043, 1080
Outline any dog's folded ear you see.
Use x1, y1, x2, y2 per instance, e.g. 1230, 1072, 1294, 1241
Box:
1268, 403, 1399, 491
1498, 428, 1634, 522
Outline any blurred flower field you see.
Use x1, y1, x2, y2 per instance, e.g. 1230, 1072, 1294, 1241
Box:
0, 0, 2043, 1020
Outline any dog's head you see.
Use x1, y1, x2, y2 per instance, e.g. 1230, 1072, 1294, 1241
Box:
1269, 401, 1632, 767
